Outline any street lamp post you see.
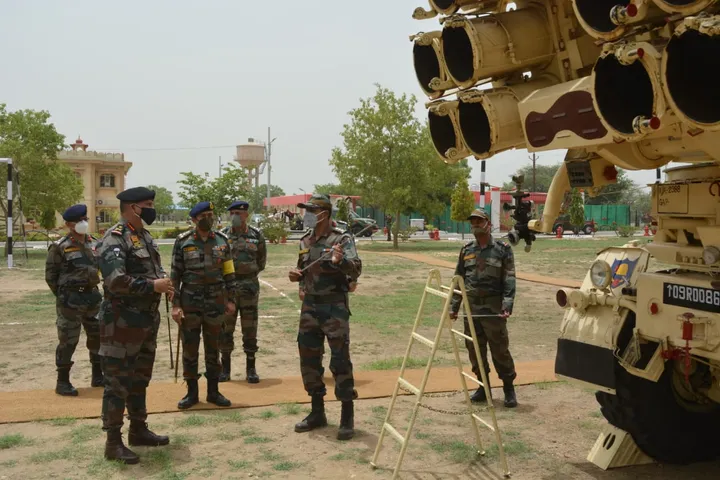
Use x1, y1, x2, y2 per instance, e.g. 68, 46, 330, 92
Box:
266, 127, 277, 212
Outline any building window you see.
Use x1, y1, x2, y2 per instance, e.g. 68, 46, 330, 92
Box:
100, 174, 115, 188
99, 210, 113, 223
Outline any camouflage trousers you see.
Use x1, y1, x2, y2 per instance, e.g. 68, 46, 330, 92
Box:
181, 287, 226, 381
220, 281, 259, 356
297, 294, 356, 402
99, 301, 160, 431
463, 311, 516, 383
55, 289, 102, 370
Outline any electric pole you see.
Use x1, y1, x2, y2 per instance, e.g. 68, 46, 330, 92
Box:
218, 156, 222, 178
266, 127, 277, 213
530, 152, 537, 193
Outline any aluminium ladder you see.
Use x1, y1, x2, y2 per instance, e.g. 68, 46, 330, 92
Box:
369, 269, 510, 478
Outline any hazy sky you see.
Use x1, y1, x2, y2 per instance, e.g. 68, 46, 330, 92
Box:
1, 0, 656, 201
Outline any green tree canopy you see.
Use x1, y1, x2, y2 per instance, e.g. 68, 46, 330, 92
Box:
250, 184, 285, 213
177, 163, 250, 213
146, 185, 174, 217
568, 188, 585, 228
0, 104, 83, 246
313, 183, 357, 197
329, 84, 470, 249
502, 163, 562, 193
450, 176, 475, 239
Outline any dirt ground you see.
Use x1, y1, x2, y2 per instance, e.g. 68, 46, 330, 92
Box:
1, 238, 718, 479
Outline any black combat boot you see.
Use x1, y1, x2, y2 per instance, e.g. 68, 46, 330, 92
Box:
218, 352, 231, 383
470, 376, 490, 403
503, 380, 518, 408
337, 400, 355, 441
128, 421, 170, 446
90, 354, 104, 387
206, 377, 232, 407
104, 428, 139, 464
178, 379, 199, 409
295, 394, 328, 433
246, 355, 259, 384
55, 368, 78, 396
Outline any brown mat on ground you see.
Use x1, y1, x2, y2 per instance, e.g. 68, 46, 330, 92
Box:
376, 251, 581, 288
0, 360, 556, 424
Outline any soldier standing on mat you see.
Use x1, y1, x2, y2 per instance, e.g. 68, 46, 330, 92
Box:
449, 208, 518, 408
171, 201, 238, 409
219, 200, 266, 383
288, 194, 362, 440
96, 187, 172, 464
45, 204, 103, 396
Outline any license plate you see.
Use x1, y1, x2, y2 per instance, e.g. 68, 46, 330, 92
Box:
663, 283, 720, 313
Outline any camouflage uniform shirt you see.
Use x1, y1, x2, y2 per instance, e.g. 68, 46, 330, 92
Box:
45, 234, 101, 294
221, 224, 266, 287
297, 227, 362, 296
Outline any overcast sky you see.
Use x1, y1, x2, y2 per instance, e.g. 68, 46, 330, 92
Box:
1, 0, 657, 201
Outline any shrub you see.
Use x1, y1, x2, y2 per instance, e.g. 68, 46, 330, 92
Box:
617, 225, 636, 237
398, 226, 418, 242
259, 217, 290, 244
162, 226, 192, 239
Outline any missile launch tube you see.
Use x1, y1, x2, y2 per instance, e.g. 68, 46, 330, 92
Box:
651, 0, 717, 15
441, 6, 555, 90
572, 0, 664, 41
456, 77, 556, 158
662, 15, 720, 132
592, 42, 667, 141
412, 32, 455, 99
428, 100, 472, 164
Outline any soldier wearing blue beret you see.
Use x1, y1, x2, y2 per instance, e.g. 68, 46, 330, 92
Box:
45, 204, 103, 397
219, 200, 266, 383
171, 201, 239, 410
95, 186, 173, 463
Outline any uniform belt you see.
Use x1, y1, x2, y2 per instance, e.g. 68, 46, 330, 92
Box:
60, 285, 98, 293
235, 273, 259, 280
471, 295, 502, 305
304, 292, 347, 303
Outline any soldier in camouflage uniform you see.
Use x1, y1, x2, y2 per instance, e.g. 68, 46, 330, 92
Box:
96, 187, 172, 464
45, 204, 103, 396
288, 194, 362, 441
219, 200, 266, 383
171, 201, 238, 409
450, 209, 518, 408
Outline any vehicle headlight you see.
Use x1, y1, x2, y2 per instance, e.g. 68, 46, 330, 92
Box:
590, 260, 612, 289
703, 246, 720, 265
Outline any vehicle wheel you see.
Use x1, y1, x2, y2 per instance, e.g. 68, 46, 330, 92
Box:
595, 316, 720, 464
584, 225, 593, 235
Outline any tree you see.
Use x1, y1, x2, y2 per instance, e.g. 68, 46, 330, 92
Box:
336, 197, 351, 227
0, 104, 83, 253
329, 84, 470, 249
147, 185, 174, 222
584, 169, 634, 205
177, 163, 250, 213
502, 163, 561, 192
568, 188, 585, 233
249, 184, 285, 213
450, 176, 475, 239
313, 183, 357, 196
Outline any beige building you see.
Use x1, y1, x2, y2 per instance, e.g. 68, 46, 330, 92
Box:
57, 137, 132, 233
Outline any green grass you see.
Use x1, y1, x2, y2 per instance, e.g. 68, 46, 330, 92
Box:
279, 402, 301, 415
272, 461, 300, 471
485, 440, 534, 460
175, 413, 222, 427
428, 439, 479, 463
229, 459, 252, 470
362, 356, 441, 371
0, 290, 57, 325
244, 436, 272, 444
258, 409, 278, 420
0, 460, 18, 468
30, 447, 83, 463
86, 457, 128, 476
70, 425, 101, 444
0, 433, 33, 449
43, 416, 78, 426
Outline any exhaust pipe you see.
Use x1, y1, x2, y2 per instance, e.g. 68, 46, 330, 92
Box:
456, 77, 556, 158
662, 15, 720, 131
428, 100, 472, 163
440, 6, 554, 90
652, 0, 717, 15
411, 32, 454, 99
592, 42, 666, 139
572, 0, 664, 41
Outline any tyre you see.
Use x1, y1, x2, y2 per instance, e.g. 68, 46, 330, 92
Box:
595, 315, 720, 464
584, 225, 593, 235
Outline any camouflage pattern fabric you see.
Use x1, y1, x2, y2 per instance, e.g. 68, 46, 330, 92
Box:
96, 221, 166, 431
171, 229, 238, 380
296, 227, 361, 401
451, 238, 517, 382
45, 234, 102, 368
219, 224, 266, 355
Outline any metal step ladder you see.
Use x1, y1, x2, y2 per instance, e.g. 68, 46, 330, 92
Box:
370, 269, 510, 478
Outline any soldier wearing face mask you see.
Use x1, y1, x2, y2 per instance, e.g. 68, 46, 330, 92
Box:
219, 200, 266, 383
171, 201, 238, 410
45, 203, 103, 396
449, 209, 518, 408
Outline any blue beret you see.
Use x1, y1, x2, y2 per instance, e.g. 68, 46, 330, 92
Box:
62, 204, 87, 222
190, 201, 214, 218
228, 200, 249, 211
116, 187, 155, 203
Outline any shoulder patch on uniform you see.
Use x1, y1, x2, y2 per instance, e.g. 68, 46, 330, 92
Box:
463, 253, 476, 261
300, 229, 312, 239
464, 240, 475, 248
215, 230, 229, 240
64, 246, 81, 253
177, 229, 193, 240
299, 248, 310, 255
111, 224, 125, 236
248, 225, 261, 235
332, 227, 345, 234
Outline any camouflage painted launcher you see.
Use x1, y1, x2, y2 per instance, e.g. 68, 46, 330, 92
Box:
411, 0, 720, 235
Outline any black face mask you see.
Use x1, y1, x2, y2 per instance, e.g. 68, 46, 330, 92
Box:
197, 217, 213, 232
134, 206, 157, 226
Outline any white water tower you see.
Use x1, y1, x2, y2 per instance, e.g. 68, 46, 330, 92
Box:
234, 138, 267, 188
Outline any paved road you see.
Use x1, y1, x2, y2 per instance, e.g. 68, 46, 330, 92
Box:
12, 229, 647, 250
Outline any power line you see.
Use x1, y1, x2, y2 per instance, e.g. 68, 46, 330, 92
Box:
94, 144, 237, 152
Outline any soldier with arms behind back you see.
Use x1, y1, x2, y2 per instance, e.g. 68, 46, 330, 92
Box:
45, 204, 103, 396
219, 200, 266, 383
96, 187, 173, 464
171, 201, 238, 409
288, 194, 362, 440
450, 209, 518, 408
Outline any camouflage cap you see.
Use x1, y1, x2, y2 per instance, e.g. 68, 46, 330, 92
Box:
468, 208, 490, 221
297, 193, 332, 211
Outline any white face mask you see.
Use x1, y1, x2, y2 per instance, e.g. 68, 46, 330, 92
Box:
303, 210, 326, 229
74, 220, 89, 235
